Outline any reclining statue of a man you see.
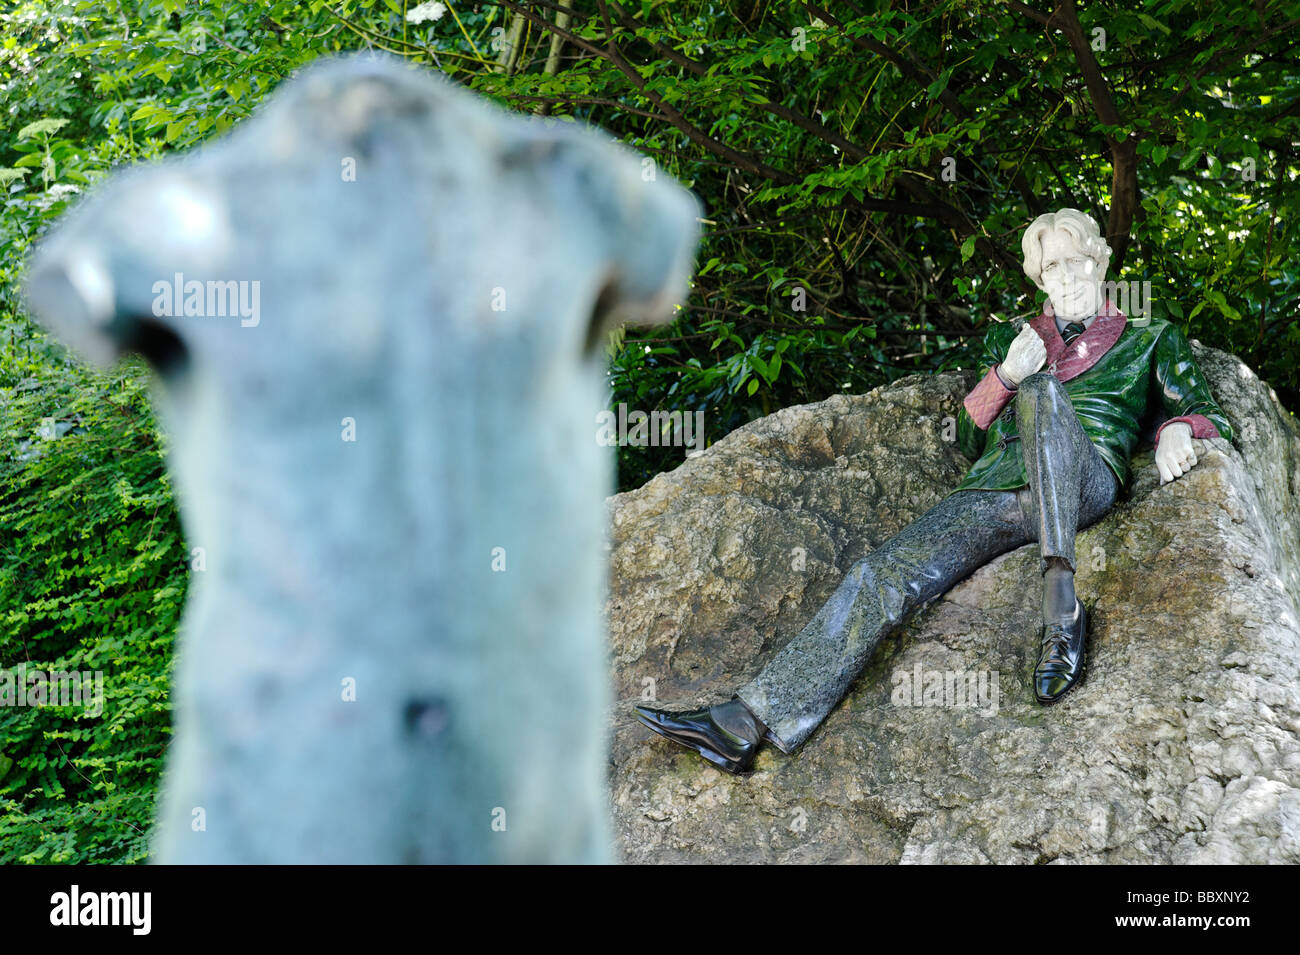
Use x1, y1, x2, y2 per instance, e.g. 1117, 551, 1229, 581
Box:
636, 208, 1234, 773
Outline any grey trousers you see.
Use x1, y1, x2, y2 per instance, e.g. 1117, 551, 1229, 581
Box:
736, 372, 1120, 752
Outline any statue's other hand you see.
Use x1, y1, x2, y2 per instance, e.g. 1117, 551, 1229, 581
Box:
1000, 325, 1047, 385
1155, 422, 1196, 484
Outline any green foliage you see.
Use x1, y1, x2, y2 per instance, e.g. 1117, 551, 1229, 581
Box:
466, 0, 1300, 486
1, 0, 1297, 861
0, 353, 183, 865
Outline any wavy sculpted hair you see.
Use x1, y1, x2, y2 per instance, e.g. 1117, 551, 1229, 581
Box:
1021, 208, 1112, 291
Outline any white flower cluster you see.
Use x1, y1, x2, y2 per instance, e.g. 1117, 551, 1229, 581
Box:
406, 1, 448, 24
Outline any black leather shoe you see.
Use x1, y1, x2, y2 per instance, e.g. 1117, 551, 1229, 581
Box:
1034, 597, 1088, 704
634, 699, 764, 774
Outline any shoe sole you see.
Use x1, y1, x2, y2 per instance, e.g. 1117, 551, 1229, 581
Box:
634, 714, 752, 775
1035, 599, 1089, 705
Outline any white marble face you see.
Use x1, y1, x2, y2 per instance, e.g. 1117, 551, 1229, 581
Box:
1038, 227, 1104, 322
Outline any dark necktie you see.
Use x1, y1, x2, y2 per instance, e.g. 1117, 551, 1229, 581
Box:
1061, 321, 1087, 344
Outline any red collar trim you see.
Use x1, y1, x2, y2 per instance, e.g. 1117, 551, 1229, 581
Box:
1028, 299, 1127, 381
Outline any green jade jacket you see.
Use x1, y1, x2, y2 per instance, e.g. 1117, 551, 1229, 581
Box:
952, 300, 1234, 493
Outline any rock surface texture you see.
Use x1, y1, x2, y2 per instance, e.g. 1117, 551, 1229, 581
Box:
607, 342, 1300, 864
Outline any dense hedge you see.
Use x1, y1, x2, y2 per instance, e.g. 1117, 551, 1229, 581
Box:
0, 353, 182, 863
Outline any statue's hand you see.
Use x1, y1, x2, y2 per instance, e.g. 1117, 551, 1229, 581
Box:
1000, 324, 1047, 386
1155, 422, 1196, 484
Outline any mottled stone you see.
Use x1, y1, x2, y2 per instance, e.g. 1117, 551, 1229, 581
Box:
607, 343, 1300, 864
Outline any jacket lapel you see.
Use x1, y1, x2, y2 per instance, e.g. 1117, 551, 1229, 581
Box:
1029, 299, 1126, 381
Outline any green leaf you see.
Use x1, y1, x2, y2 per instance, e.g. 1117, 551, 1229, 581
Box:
926, 69, 952, 102
1136, 13, 1171, 35
130, 103, 171, 123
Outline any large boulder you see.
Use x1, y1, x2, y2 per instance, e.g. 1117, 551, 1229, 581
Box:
606, 342, 1300, 864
